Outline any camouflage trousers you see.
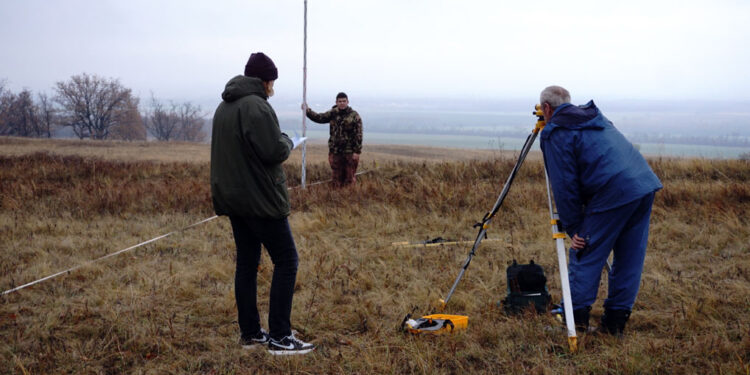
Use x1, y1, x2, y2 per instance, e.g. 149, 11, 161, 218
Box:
328, 153, 359, 187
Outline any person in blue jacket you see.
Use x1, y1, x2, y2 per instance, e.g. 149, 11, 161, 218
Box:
539, 85, 662, 335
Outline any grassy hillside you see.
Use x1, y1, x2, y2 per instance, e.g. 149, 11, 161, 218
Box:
1, 137, 748, 374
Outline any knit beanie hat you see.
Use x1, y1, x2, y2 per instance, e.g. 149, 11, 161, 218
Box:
244, 52, 278, 81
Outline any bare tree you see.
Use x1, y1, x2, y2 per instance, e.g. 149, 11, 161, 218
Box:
54, 73, 137, 140
0, 84, 58, 138
0, 81, 11, 136
0, 89, 40, 137
175, 102, 206, 142
144, 94, 180, 141
109, 96, 147, 141
144, 95, 206, 142
17, 90, 39, 137
36, 93, 57, 138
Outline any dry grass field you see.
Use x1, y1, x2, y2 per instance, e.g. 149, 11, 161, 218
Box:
1, 136, 749, 374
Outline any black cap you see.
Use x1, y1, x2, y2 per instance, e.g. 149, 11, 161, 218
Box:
244, 52, 278, 81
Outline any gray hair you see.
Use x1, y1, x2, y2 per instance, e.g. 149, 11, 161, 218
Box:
540, 86, 571, 108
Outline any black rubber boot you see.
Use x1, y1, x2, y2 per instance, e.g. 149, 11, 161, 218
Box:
600, 309, 631, 336
573, 307, 591, 332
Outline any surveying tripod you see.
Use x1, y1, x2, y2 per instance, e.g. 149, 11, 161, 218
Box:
438, 105, 583, 352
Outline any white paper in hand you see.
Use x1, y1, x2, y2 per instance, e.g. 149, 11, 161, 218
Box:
291, 136, 307, 149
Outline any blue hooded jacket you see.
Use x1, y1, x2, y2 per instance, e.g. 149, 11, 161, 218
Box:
540, 101, 662, 237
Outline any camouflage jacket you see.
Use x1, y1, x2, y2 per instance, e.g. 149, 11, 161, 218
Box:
306, 106, 363, 154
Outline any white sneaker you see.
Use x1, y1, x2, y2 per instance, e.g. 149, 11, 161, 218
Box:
240, 328, 270, 349
267, 333, 315, 355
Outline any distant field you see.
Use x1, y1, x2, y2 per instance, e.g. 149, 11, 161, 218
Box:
1, 136, 748, 374
0, 136, 514, 165
295, 129, 750, 159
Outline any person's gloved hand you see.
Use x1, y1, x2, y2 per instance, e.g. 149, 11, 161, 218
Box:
291, 136, 307, 149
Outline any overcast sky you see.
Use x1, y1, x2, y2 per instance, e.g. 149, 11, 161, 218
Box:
2, 0, 749, 106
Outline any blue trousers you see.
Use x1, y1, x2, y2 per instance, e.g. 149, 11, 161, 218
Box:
568, 192, 655, 311
229, 216, 299, 340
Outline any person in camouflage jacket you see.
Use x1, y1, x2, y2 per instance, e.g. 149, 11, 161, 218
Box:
304, 92, 363, 187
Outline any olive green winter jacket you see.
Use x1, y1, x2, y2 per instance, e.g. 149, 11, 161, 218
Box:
210, 75, 293, 218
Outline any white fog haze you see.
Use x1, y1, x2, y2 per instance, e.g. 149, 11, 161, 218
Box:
2, 0, 749, 157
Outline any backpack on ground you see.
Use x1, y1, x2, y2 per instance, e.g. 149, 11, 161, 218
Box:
500, 259, 551, 315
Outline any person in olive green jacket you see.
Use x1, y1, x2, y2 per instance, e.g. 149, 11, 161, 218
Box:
210, 52, 314, 355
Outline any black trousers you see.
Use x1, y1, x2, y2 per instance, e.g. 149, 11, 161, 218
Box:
229, 216, 299, 340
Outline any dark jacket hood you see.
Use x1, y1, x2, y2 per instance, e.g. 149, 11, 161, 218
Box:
221, 75, 267, 103
545, 100, 605, 134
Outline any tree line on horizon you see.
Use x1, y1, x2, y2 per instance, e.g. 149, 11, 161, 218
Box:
0, 73, 206, 142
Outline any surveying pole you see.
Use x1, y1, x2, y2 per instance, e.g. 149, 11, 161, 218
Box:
534, 105, 577, 352
300, 0, 308, 188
